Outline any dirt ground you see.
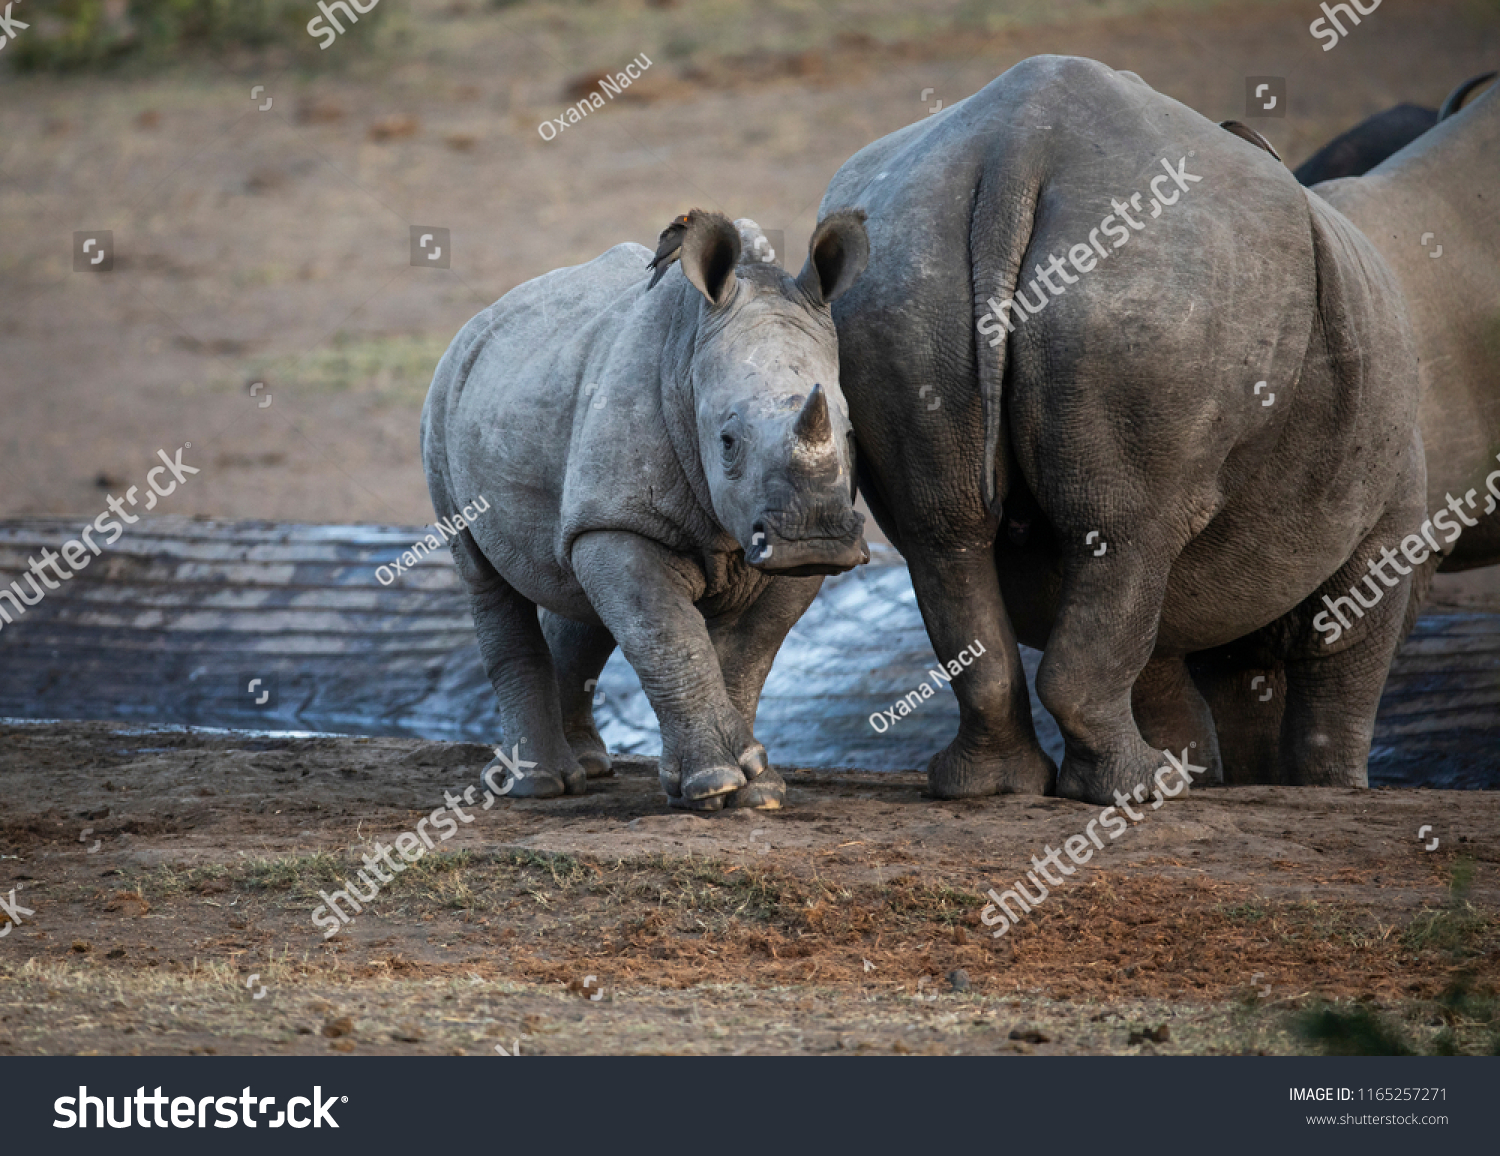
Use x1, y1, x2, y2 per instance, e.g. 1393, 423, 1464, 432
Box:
1, 721, 1495, 1056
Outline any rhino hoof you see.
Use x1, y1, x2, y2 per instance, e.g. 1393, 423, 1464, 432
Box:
680, 764, 747, 801
738, 743, 770, 780
484, 757, 567, 799
926, 740, 1056, 799
578, 750, 614, 779
726, 766, 785, 810
668, 790, 726, 813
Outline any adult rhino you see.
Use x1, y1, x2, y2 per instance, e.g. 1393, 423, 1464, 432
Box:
1293, 72, 1495, 185
818, 55, 1427, 805
1199, 75, 1500, 780
1317, 79, 1500, 567
422, 210, 871, 811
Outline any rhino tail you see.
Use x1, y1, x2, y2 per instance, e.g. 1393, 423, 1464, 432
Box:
1438, 72, 1497, 122
970, 182, 1041, 524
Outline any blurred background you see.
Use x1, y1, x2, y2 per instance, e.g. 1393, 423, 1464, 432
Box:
3, 0, 1498, 527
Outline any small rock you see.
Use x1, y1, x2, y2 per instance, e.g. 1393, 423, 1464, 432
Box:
391, 1024, 423, 1043
71, 941, 92, 954
106, 947, 126, 960
1008, 1028, 1049, 1044
1128, 1023, 1171, 1045
946, 969, 971, 993
321, 1016, 354, 1039
328, 1038, 356, 1053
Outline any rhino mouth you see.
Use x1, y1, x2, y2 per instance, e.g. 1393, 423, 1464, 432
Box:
746, 515, 869, 577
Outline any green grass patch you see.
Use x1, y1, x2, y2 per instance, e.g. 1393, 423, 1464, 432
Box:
237, 334, 450, 406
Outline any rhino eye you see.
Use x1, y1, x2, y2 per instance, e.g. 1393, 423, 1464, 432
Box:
720, 417, 745, 471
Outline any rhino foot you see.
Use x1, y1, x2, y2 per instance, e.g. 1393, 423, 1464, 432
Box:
679, 764, 746, 801
667, 790, 726, 813
482, 755, 586, 799
1056, 739, 1201, 807
926, 739, 1056, 799
658, 740, 771, 810
725, 766, 785, 810
576, 749, 614, 780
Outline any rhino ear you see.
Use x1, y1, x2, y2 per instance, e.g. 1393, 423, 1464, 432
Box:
678, 211, 741, 307
798, 209, 869, 306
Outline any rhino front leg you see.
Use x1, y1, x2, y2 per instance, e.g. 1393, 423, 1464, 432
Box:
1190, 660, 1284, 784
1131, 654, 1222, 789
571, 531, 765, 811
907, 547, 1057, 798
541, 611, 616, 780
708, 574, 825, 811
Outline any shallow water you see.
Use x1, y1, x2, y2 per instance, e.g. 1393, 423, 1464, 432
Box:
0, 519, 1493, 789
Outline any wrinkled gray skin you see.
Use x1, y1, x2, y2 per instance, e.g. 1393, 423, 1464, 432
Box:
819, 56, 1427, 805
1319, 83, 1500, 567
422, 211, 870, 810
1203, 80, 1500, 779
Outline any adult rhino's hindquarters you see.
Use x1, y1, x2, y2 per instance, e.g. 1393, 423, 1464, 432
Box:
421, 210, 870, 811
819, 55, 1427, 804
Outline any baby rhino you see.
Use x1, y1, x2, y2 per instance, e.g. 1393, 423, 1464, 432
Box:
421, 210, 870, 810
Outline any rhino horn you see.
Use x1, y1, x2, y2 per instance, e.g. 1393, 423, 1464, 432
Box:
794, 383, 832, 444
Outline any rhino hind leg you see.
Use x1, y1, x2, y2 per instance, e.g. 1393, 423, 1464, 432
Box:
1278, 529, 1425, 788
451, 538, 588, 799
541, 610, 616, 779
1278, 445, 1432, 787
909, 548, 1058, 799
1038, 525, 1191, 806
